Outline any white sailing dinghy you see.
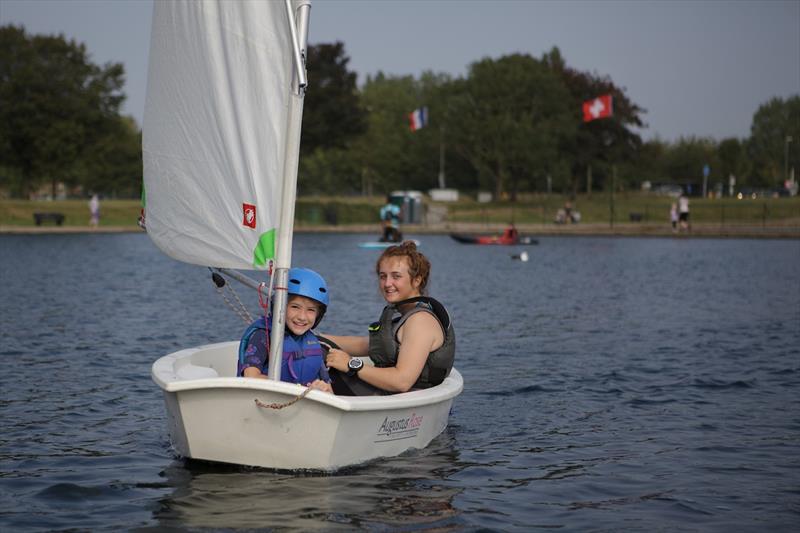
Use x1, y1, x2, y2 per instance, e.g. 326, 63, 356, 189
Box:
144, 0, 462, 471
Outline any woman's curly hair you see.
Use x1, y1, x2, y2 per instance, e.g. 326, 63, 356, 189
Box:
375, 240, 431, 294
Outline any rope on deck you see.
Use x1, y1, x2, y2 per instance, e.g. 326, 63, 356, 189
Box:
254, 386, 312, 409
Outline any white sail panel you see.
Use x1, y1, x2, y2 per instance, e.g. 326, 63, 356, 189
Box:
143, 0, 296, 269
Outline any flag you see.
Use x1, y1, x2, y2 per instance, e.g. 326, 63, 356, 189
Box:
582, 94, 613, 122
408, 106, 428, 131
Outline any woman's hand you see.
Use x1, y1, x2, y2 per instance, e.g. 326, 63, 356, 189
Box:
323, 344, 352, 373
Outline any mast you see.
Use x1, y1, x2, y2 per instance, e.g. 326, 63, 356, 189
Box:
268, 0, 311, 381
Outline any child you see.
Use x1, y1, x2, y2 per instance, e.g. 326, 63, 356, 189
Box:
238, 268, 332, 393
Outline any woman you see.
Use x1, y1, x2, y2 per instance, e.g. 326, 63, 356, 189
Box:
323, 241, 455, 395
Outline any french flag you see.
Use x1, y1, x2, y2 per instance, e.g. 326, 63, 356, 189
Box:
408, 106, 428, 131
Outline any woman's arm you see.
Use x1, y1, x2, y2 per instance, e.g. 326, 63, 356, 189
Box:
319, 334, 369, 357
325, 312, 443, 393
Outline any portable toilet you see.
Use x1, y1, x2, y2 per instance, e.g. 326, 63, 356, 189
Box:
390, 190, 423, 224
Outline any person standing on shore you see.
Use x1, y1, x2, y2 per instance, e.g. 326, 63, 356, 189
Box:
670, 203, 678, 232
678, 191, 690, 231
89, 194, 100, 228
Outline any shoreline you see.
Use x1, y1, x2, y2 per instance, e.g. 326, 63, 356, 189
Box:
2, 222, 799, 239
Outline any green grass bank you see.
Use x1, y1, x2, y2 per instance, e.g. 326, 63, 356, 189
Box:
2, 194, 799, 233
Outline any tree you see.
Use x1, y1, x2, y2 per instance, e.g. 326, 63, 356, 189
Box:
347, 73, 425, 195
0, 25, 128, 198
301, 42, 367, 156
446, 53, 575, 200
717, 137, 746, 192
663, 136, 719, 194
543, 47, 645, 194
82, 116, 142, 197
746, 96, 800, 188
629, 138, 669, 188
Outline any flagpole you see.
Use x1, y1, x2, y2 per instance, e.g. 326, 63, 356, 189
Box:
587, 164, 592, 198
438, 125, 446, 189
609, 165, 616, 228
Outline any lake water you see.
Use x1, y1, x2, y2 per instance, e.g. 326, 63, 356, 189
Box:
1, 232, 798, 531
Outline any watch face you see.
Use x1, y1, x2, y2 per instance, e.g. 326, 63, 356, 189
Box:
348, 358, 363, 370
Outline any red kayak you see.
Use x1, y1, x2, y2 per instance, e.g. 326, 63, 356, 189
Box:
450, 226, 538, 245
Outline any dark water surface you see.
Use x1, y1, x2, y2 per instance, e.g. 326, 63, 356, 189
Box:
1, 233, 798, 532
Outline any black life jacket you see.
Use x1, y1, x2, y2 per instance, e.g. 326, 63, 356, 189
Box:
367, 296, 455, 389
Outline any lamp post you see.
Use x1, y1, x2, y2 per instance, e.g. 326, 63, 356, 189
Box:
786, 136, 793, 187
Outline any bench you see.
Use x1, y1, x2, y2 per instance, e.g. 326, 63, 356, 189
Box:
33, 212, 65, 226
629, 212, 643, 222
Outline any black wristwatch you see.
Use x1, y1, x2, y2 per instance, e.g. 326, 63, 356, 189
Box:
347, 357, 364, 377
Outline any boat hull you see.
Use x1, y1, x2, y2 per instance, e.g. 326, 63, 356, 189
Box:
449, 233, 538, 245
152, 341, 462, 470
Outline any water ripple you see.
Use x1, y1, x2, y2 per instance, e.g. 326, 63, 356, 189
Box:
1, 234, 799, 531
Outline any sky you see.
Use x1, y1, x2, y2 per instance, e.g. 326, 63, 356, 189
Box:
2, 0, 799, 143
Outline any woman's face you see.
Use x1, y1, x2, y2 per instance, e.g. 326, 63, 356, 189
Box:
285, 295, 320, 335
378, 256, 421, 303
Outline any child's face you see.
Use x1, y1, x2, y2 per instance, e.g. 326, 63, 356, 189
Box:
286, 295, 320, 335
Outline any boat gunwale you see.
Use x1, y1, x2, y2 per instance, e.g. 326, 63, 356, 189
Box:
151, 341, 463, 412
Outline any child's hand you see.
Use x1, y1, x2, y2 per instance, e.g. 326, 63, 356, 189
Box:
307, 379, 333, 393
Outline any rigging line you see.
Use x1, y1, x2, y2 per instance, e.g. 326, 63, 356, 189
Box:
226, 281, 253, 323
216, 285, 252, 324
258, 259, 275, 316
211, 274, 253, 324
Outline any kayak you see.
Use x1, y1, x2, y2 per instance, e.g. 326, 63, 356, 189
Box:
450, 233, 538, 245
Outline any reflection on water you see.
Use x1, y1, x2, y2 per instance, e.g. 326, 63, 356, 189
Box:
154, 432, 463, 530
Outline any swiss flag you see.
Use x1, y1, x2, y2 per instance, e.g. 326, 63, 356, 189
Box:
583, 94, 613, 122
243, 203, 256, 229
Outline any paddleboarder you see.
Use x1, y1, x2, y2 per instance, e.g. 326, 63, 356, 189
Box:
379, 195, 403, 242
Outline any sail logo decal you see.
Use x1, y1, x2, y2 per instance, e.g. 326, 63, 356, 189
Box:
375, 412, 423, 443
243, 203, 256, 229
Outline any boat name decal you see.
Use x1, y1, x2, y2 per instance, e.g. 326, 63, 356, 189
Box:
377, 412, 423, 436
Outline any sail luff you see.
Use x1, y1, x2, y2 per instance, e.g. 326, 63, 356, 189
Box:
267, 0, 311, 382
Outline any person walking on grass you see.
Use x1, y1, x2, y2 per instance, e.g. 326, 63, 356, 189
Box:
678, 191, 690, 231
89, 194, 100, 228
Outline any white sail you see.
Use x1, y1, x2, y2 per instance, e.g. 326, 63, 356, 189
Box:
143, 0, 300, 269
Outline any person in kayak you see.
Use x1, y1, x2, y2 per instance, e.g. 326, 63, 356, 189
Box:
238, 267, 333, 393
323, 241, 455, 395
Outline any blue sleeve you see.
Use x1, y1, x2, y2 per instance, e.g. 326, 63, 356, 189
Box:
242, 329, 268, 373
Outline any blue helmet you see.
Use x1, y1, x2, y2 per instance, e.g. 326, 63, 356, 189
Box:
286, 268, 329, 327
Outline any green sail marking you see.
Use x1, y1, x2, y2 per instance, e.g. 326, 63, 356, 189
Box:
253, 229, 276, 267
